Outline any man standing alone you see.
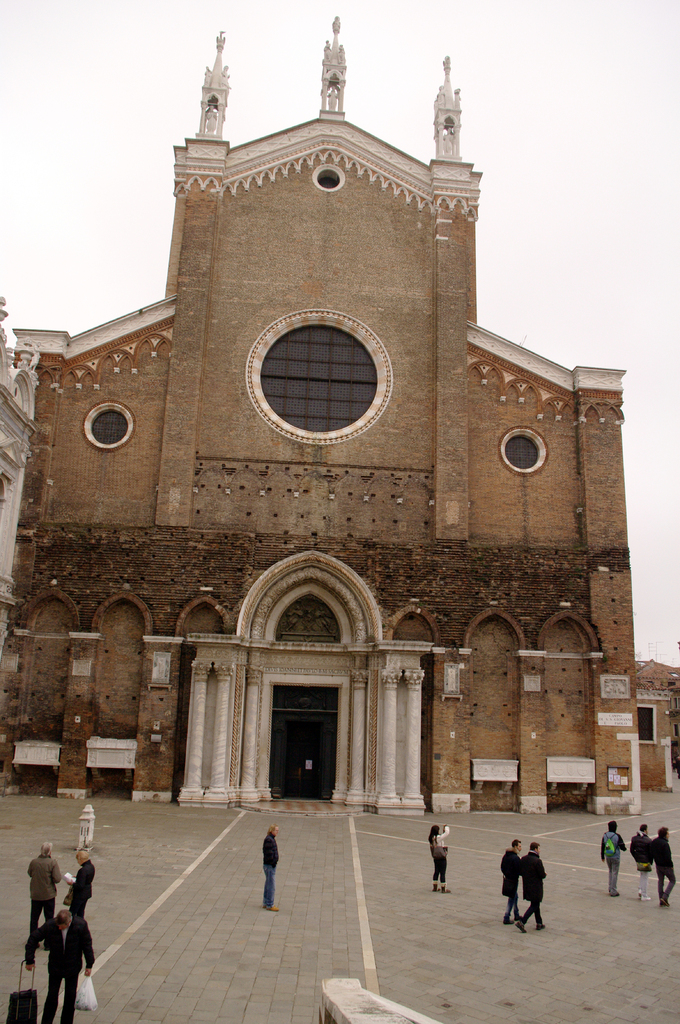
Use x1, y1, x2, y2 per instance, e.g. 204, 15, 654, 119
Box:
25, 908, 95, 1024
515, 842, 547, 932
263, 824, 279, 911
650, 826, 675, 907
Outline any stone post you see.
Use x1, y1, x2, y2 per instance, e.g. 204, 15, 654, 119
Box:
205, 664, 233, 801
240, 667, 262, 802
179, 660, 210, 800
403, 668, 425, 808
346, 670, 367, 804
77, 804, 95, 850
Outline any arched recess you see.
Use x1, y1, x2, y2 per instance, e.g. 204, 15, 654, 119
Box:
466, 611, 524, 763
237, 551, 382, 643
92, 592, 152, 636
463, 608, 526, 652
387, 604, 439, 644
539, 612, 597, 761
25, 589, 79, 632
94, 597, 145, 743
175, 596, 229, 636
22, 596, 76, 743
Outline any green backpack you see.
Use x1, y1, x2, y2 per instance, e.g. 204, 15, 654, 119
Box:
604, 833, 618, 858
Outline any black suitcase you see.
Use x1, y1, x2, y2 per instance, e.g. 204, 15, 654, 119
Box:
6, 962, 38, 1023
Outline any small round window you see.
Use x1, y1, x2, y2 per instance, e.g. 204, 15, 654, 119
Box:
500, 429, 547, 474
84, 404, 134, 450
312, 165, 345, 192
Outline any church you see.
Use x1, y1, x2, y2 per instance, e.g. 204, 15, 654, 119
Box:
4, 22, 645, 815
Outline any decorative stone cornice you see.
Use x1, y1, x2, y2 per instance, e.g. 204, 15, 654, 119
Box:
173, 120, 481, 217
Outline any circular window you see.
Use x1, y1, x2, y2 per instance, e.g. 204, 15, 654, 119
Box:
312, 165, 345, 192
84, 404, 134, 450
500, 429, 547, 474
247, 310, 392, 445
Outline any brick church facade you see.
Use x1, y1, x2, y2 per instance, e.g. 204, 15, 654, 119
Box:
3, 26, 644, 814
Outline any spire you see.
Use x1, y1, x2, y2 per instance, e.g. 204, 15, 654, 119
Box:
197, 32, 231, 139
433, 56, 462, 161
319, 16, 347, 120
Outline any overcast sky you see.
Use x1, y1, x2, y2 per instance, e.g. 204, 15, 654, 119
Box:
1, 0, 678, 664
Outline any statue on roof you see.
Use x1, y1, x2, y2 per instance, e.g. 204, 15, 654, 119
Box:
197, 32, 230, 139
320, 17, 347, 118
433, 56, 462, 160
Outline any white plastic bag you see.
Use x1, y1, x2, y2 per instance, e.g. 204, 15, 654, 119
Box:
74, 974, 98, 1012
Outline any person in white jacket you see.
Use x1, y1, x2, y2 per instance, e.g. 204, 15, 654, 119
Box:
428, 825, 451, 893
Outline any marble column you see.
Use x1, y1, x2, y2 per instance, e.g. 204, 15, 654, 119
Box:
179, 660, 211, 800
346, 670, 367, 804
403, 668, 425, 807
379, 669, 401, 805
240, 667, 262, 802
205, 664, 233, 800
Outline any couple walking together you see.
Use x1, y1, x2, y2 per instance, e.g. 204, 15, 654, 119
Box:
500, 839, 547, 932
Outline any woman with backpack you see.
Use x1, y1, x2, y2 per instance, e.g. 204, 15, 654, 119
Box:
429, 824, 450, 892
601, 819, 626, 896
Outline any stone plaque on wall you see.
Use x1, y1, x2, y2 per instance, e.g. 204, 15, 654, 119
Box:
152, 652, 171, 685
13, 741, 61, 766
86, 737, 137, 768
598, 712, 633, 727
523, 675, 541, 691
72, 660, 92, 677
443, 664, 460, 694
1, 653, 18, 672
600, 675, 630, 699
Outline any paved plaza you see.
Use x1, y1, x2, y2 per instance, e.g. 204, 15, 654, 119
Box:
2, 788, 679, 1024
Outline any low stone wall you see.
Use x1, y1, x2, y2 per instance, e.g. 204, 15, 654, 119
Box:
320, 978, 443, 1024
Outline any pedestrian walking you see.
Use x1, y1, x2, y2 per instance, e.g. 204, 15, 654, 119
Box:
515, 842, 546, 932
500, 839, 522, 924
630, 824, 653, 900
27, 842, 62, 933
650, 826, 675, 907
262, 824, 279, 911
600, 819, 626, 896
428, 825, 451, 892
64, 850, 95, 919
25, 908, 95, 1024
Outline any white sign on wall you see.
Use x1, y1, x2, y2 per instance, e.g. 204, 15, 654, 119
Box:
598, 713, 633, 727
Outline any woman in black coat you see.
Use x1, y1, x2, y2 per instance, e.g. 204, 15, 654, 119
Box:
515, 842, 547, 932
69, 850, 95, 920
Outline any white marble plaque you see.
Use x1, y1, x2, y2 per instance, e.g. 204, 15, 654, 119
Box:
1, 653, 18, 672
523, 675, 541, 691
86, 737, 137, 768
13, 741, 61, 766
443, 664, 460, 694
471, 758, 518, 781
72, 659, 91, 677
600, 675, 630, 699
598, 713, 633, 727
546, 757, 595, 783
152, 652, 171, 684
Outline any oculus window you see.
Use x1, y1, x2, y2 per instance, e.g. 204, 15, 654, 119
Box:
500, 428, 547, 474
84, 403, 134, 450
247, 310, 392, 445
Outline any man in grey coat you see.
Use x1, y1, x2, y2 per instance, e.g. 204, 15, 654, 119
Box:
28, 842, 62, 932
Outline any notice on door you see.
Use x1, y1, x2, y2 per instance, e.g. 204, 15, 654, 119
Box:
305, 760, 313, 770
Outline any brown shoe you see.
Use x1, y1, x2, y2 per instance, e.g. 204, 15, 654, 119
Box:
265, 905, 279, 912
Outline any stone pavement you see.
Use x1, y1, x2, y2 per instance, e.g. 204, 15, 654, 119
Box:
1, 788, 679, 1024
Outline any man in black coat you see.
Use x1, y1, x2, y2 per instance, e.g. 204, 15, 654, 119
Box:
25, 908, 95, 1024
650, 826, 675, 907
515, 842, 547, 932
500, 839, 522, 924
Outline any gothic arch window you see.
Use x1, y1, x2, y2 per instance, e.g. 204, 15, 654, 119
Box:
275, 595, 340, 643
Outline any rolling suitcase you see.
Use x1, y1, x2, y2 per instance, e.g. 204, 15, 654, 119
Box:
6, 961, 38, 1023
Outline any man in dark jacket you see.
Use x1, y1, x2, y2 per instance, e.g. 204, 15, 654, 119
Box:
500, 839, 522, 924
25, 908, 95, 1024
262, 824, 280, 911
515, 842, 547, 932
630, 824, 653, 900
650, 826, 675, 907
69, 850, 95, 920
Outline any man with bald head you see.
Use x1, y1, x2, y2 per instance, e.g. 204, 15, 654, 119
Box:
25, 908, 95, 1024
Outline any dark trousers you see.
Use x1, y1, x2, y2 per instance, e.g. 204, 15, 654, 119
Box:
521, 901, 543, 926
657, 865, 676, 901
432, 859, 447, 883
30, 898, 55, 934
70, 897, 89, 919
42, 969, 78, 1024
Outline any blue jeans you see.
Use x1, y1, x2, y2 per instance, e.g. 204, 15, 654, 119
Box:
263, 864, 277, 907
503, 892, 519, 922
